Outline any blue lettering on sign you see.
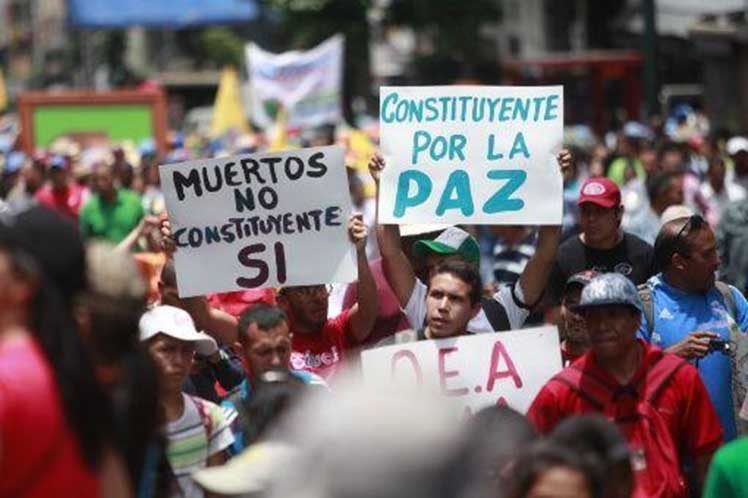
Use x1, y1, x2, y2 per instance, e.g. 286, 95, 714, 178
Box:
544, 94, 559, 120
487, 134, 504, 160
381, 92, 399, 123
393, 170, 432, 217
436, 170, 474, 216
411, 131, 467, 164
508, 132, 530, 159
483, 170, 527, 213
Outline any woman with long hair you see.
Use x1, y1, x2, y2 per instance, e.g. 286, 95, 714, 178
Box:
0, 206, 130, 497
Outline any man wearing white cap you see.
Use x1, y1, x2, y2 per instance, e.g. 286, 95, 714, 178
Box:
140, 305, 236, 498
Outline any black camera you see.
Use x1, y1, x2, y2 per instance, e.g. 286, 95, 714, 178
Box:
708, 339, 732, 355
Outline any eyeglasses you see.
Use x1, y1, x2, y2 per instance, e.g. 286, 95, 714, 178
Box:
670, 214, 706, 259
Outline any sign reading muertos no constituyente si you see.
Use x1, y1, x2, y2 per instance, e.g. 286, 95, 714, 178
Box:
361, 326, 562, 415
378, 86, 564, 225
160, 146, 356, 297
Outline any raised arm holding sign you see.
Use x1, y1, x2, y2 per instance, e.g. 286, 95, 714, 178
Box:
370, 150, 569, 333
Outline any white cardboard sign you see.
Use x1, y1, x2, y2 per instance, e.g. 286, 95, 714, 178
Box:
160, 146, 356, 297
247, 35, 343, 129
378, 85, 564, 225
361, 326, 562, 414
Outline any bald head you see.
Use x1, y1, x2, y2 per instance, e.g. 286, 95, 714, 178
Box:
659, 214, 719, 291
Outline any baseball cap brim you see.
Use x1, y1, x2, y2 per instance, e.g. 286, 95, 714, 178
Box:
412, 239, 480, 264
564, 273, 597, 291
139, 306, 217, 355
151, 328, 216, 356
572, 300, 641, 314
399, 224, 451, 237
578, 197, 618, 208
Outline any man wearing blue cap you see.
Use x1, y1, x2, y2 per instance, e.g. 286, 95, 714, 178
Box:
35, 155, 85, 220
528, 272, 722, 498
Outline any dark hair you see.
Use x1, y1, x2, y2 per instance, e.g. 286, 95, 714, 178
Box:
462, 406, 537, 493
505, 441, 603, 498
238, 303, 288, 346
26, 259, 113, 466
657, 141, 685, 167
241, 368, 305, 445
654, 215, 708, 270
159, 259, 177, 288
430, 259, 482, 306
0, 207, 113, 467
708, 155, 725, 173
550, 415, 633, 498
646, 171, 679, 203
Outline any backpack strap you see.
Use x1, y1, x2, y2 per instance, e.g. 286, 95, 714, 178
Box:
637, 283, 654, 335
640, 352, 688, 403
552, 365, 616, 410
482, 297, 511, 331
715, 281, 737, 319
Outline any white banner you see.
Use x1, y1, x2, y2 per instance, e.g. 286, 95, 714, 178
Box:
378, 85, 564, 225
247, 35, 343, 129
361, 326, 562, 414
160, 146, 356, 297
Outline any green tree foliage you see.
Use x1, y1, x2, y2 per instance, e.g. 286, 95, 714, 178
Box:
200, 27, 245, 67
264, 0, 371, 121
385, 0, 502, 83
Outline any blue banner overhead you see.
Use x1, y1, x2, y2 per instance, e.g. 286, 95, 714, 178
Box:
68, 0, 260, 28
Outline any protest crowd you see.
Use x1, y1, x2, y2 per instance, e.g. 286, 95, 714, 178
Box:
5, 81, 748, 498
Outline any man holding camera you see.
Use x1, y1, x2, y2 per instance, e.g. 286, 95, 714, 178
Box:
638, 215, 748, 441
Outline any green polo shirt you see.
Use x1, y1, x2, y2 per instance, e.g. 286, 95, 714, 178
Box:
703, 437, 748, 498
79, 188, 144, 243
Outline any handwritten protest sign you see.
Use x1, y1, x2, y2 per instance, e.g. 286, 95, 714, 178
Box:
247, 35, 343, 129
361, 326, 562, 414
378, 86, 564, 225
160, 146, 356, 297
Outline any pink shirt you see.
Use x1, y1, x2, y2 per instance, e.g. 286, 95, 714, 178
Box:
0, 335, 99, 497
35, 183, 85, 220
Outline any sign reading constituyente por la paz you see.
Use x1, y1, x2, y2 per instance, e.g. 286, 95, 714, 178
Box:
378, 86, 564, 225
160, 146, 356, 297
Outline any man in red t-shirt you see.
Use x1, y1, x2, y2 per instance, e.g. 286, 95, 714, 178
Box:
34, 155, 85, 220
278, 215, 378, 380
528, 272, 722, 498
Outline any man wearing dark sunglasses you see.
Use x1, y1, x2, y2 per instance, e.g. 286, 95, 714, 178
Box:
638, 214, 748, 441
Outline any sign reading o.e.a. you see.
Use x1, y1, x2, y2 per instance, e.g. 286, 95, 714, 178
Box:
160, 146, 356, 297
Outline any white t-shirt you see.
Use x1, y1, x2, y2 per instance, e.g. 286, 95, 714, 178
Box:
166, 393, 236, 498
403, 278, 530, 333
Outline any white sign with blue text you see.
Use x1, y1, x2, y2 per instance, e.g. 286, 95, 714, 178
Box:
378, 86, 564, 225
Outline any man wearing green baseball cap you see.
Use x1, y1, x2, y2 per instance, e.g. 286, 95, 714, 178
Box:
368, 151, 570, 333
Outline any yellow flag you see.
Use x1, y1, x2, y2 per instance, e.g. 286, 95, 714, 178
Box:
0, 68, 7, 112
268, 107, 289, 152
346, 127, 377, 196
210, 67, 250, 137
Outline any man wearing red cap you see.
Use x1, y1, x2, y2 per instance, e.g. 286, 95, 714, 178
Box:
546, 177, 655, 305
